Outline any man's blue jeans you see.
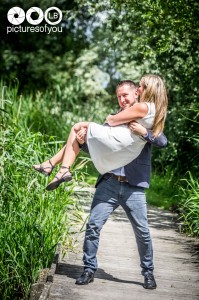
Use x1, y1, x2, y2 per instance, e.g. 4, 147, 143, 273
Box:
83, 176, 154, 276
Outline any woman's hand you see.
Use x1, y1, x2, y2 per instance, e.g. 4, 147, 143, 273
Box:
76, 127, 87, 144
105, 115, 111, 125
128, 121, 148, 136
105, 114, 116, 125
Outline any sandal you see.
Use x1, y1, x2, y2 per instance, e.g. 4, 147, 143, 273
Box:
32, 159, 54, 176
46, 166, 72, 191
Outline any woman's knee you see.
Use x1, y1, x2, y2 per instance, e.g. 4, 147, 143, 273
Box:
73, 122, 82, 132
73, 121, 89, 132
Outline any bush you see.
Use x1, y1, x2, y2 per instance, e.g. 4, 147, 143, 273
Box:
179, 173, 199, 237
146, 168, 179, 210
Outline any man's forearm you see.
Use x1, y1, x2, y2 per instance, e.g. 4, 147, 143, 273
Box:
144, 130, 167, 148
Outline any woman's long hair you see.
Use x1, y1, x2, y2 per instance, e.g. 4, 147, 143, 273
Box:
140, 74, 168, 137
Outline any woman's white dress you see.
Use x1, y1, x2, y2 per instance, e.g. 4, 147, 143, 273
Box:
87, 102, 155, 174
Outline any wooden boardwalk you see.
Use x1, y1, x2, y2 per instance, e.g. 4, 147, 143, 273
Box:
47, 190, 199, 300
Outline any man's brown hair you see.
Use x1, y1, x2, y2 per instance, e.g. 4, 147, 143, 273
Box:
116, 80, 137, 91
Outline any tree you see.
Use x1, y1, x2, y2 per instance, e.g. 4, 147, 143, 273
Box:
0, 0, 90, 91
74, 0, 199, 174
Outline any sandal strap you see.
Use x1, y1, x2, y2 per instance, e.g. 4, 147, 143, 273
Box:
61, 166, 70, 171
55, 171, 71, 180
55, 166, 71, 180
42, 160, 54, 170
49, 159, 54, 169
42, 166, 52, 170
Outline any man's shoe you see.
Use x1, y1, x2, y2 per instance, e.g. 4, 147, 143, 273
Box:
75, 271, 94, 285
143, 274, 157, 289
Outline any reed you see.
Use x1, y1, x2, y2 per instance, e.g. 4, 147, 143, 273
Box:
0, 83, 85, 299
179, 173, 199, 237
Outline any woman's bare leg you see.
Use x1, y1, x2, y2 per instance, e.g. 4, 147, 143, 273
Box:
48, 122, 89, 166
33, 122, 90, 175
50, 145, 66, 165
46, 122, 90, 189
32, 144, 67, 175
61, 122, 90, 168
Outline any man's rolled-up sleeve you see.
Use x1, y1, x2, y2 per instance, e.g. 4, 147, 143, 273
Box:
144, 130, 168, 148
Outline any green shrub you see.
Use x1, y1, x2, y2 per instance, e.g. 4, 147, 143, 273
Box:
179, 173, 199, 237
145, 168, 179, 210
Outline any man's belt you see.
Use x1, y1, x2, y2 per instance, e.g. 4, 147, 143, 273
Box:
103, 173, 128, 183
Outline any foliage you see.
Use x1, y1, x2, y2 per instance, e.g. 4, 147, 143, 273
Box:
145, 168, 179, 210
0, 0, 89, 91
0, 0, 199, 247
0, 83, 85, 299
153, 102, 199, 176
1, 0, 198, 177
12, 80, 111, 142
74, 0, 199, 176
179, 173, 199, 237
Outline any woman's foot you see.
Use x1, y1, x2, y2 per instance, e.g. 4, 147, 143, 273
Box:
46, 166, 72, 191
32, 159, 54, 176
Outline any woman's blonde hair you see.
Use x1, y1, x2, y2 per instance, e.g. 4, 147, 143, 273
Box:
140, 74, 168, 137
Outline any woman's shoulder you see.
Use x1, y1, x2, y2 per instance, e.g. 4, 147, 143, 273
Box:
143, 102, 155, 115
133, 102, 149, 114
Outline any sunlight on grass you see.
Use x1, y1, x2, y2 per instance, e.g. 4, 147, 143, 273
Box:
146, 172, 179, 210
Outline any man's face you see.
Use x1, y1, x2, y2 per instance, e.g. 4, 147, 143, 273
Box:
116, 85, 138, 110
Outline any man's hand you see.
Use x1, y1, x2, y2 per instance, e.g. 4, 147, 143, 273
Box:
128, 121, 147, 136
76, 127, 87, 145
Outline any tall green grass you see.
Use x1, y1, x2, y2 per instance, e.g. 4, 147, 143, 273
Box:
145, 168, 179, 210
177, 105, 199, 237
17, 83, 112, 141
0, 84, 86, 299
179, 173, 199, 237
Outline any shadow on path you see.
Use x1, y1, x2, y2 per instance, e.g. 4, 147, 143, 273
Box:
111, 205, 199, 265
56, 263, 143, 287
112, 205, 178, 229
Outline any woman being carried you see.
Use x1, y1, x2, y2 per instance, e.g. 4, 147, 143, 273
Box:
33, 74, 168, 191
